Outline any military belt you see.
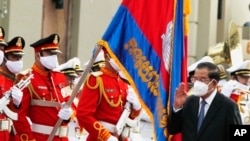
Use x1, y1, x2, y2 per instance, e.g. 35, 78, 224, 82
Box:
31, 99, 61, 107
0, 119, 11, 131
31, 123, 68, 137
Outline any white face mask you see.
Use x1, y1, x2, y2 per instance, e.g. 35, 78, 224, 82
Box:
40, 55, 59, 70
193, 80, 212, 96
73, 77, 80, 86
234, 80, 250, 90
0, 50, 4, 65
109, 58, 121, 71
6, 60, 23, 74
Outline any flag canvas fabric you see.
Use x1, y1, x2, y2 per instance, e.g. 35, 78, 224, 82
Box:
98, 0, 187, 140
168, 0, 186, 140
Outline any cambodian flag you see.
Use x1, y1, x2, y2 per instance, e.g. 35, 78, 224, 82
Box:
168, 0, 191, 140
99, 0, 188, 140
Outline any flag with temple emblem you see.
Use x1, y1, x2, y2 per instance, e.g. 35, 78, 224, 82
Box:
97, 0, 189, 140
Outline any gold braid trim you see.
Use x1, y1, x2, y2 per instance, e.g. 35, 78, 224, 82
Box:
27, 84, 42, 100
0, 70, 15, 81
97, 76, 122, 107
86, 75, 122, 107
70, 110, 76, 122
86, 75, 102, 105
237, 95, 245, 113
86, 75, 100, 89
20, 133, 36, 141
27, 83, 53, 101
93, 121, 111, 141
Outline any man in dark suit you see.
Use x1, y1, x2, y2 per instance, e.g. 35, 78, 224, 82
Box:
167, 62, 242, 141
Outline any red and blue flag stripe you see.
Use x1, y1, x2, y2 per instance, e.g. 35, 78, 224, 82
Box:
99, 0, 188, 140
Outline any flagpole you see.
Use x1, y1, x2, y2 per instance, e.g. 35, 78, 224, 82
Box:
47, 44, 102, 141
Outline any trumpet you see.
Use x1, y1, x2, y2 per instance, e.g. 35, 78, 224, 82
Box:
0, 70, 34, 120
16, 71, 34, 90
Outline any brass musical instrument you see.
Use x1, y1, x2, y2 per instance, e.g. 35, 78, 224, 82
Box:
207, 21, 243, 67
0, 70, 33, 120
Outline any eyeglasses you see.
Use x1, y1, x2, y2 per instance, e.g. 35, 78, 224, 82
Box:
191, 77, 211, 83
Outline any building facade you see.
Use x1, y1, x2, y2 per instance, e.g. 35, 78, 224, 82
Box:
0, 0, 249, 69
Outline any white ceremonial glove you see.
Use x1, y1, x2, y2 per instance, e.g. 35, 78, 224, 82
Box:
0, 98, 10, 111
11, 86, 23, 106
58, 106, 73, 120
107, 135, 118, 141
126, 87, 141, 110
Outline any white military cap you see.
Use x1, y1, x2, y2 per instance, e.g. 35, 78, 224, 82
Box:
226, 60, 250, 76
56, 57, 83, 77
188, 56, 214, 73
72, 57, 84, 73
84, 49, 105, 68
217, 64, 227, 79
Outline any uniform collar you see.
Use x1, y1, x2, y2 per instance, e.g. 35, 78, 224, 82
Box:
0, 68, 16, 81
32, 64, 49, 77
101, 67, 118, 78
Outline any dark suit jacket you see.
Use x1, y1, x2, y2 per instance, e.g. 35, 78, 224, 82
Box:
167, 92, 242, 141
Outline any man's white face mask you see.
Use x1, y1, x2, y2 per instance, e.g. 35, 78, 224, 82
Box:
73, 77, 80, 86
234, 80, 250, 91
6, 59, 23, 74
193, 80, 213, 97
40, 54, 59, 70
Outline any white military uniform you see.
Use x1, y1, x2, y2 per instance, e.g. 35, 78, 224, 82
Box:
55, 57, 87, 140
217, 64, 228, 92
67, 117, 88, 141
221, 60, 250, 125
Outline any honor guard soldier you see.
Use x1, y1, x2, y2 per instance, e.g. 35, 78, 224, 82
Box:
12, 34, 74, 141
0, 36, 25, 141
57, 57, 84, 96
72, 57, 84, 77
56, 57, 83, 89
83, 48, 106, 73
56, 57, 87, 141
217, 64, 228, 92
76, 42, 142, 141
221, 60, 250, 100
0, 26, 7, 65
221, 60, 250, 124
